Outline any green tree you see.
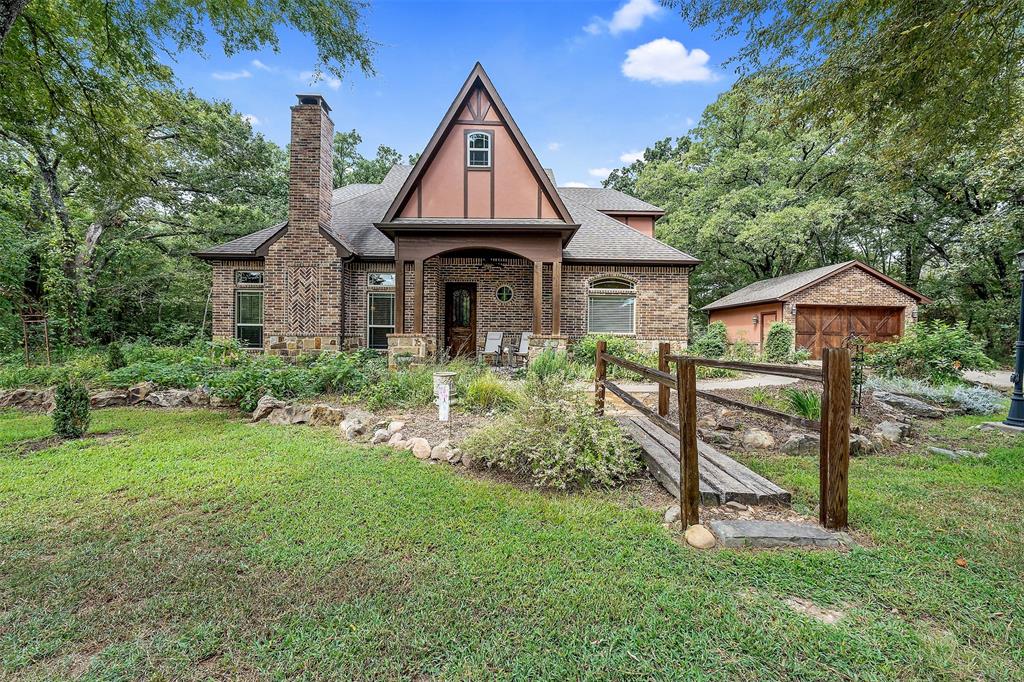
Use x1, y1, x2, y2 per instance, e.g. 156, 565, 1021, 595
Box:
602, 137, 689, 196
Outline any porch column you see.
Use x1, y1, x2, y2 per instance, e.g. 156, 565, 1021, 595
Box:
394, 260, 405, 334
552, 261, 562, 336
533, 260, 543, 335
413, 258, 424, 334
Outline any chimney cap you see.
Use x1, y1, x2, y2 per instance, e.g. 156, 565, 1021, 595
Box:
295, 93, 331, 113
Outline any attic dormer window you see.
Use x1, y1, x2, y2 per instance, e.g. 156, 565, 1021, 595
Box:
467, 131, 491, 168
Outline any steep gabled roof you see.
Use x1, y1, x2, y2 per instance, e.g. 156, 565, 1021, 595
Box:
702, 260, 931, 311
192, 222, 286, 259
557, 187, 664, 215
381, 62, 573, 225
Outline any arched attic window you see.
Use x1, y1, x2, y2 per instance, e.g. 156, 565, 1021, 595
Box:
588, 277, 636, 334
467, 131, 491, 168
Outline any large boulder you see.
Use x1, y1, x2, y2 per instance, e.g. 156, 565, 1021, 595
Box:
251, 395, 286, 422
126, 381, 155, 405
340, 408, 373, 440
387, 432, 409, 450
370, 428, 391, 444
741, 428, 775, 450
187, 387, 210, 407
90, 390, 128, 408
0, 388, 54, 411
849, 433, 876, 457
267, 404, 312, 425
308, 403, 345, 427
782, 433, 820, 456
872, 420, 912, 444
387, 420, 405, 435
430, 439, 453, 462
873, 391, 948, 419
145, 389, 193, 408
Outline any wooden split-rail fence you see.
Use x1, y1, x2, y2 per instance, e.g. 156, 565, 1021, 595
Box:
595, 341, 852, 530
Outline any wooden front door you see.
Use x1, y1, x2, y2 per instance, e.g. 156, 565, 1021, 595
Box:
445, 283, 477, 357
759, 310, 778, 349
795, 305, 903, 358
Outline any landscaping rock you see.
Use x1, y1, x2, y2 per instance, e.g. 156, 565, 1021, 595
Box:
387, 432, 409, 450
708, 520, 854, 549
340, 409, 372, 440
188, 387, 210, 407
251, 395, 286, 422
209, 395, 235, 408
267, 404, 312, 425
308, 404, 345, 427
742, 428, 775, 450
0, 388, 55, 412
849, 433, 875, 457
725, 500, 748, 512
705, 430, 735, 448
460, 452, 475, 468
90, 390, 127, 408
126, 381, 155, 405
387, 420, 405, 435
370, 428, 391, 444
684, 524, 716, 549
409, 437, 432, 460
872, 420, 912, 444
448, 448, 463, 465
430, 439, 453, 462
716, 419, 738, 432
145, 389, 193, 408
873, 390, 948, 419
928, 446, 987, 461
664, 505, 681, 524
782, 433, 819, 456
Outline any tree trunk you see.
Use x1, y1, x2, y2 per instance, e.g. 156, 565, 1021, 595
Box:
0, 0, 28, 44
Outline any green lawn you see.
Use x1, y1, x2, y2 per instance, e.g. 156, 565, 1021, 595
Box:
1, 408, 1022, 680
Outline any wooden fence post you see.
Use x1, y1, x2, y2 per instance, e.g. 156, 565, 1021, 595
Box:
657, 342, 670, 417
595, 339, 606, 416
674, 357, 700, 527
819, 347, 851, 529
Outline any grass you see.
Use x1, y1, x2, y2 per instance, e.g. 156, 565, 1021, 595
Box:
1, 408, 1022, 680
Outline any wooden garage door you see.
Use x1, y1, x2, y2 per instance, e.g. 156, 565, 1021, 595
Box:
795, 306, 903, 358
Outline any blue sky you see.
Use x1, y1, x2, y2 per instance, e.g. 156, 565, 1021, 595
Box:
173, 0, 741, 187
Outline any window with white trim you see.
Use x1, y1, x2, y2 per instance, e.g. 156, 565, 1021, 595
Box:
588, 278, 636, 334
467, 131, 491, 168
235, 291, 263, 348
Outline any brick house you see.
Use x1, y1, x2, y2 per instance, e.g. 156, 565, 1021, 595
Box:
703, 260, 931, 358
195, 64, 697, 362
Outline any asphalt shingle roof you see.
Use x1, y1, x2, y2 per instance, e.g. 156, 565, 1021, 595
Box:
701, 262, 854, 311
196, 165, 697, 264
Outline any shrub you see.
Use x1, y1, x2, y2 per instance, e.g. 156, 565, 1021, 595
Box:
309, 350, 386, 395
463, 384, 639, 490
865, 376, 1005, 415
763, 323, 794, 363
53, 379, 90, 439
464, 371, 520, 412
690, 321, 728, 359
360, 364, 436, 410
106, 342, 126, 371
867, 321, 994, 383
727, 339, 757, 362
951, 385, 1005, 415
571, 335, 656, 381
783, 388, 821, 419
530, 348, 577, 382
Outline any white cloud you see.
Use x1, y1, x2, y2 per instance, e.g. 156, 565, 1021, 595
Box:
588, 167, 613, 180
211, 69, 252, 81
563, 181, 591, 188
685, 116, 696, 126
242, 114, 260, 126
547, 142, 562, 152
251, 59, 275, 72
585, 0, 660, 36
619, 150, 644, 163
300, 70, 341, 90
622, 38, 715, 84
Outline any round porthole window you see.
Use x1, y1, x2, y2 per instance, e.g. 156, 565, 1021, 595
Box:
495, 285, 514, 303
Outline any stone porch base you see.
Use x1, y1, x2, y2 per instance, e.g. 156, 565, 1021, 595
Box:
387, 333, 436, 369
265, 335, 339, 357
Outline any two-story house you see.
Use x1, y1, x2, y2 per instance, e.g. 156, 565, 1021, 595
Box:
194, 63, 698, 363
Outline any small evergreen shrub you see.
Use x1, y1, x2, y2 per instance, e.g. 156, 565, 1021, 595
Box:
763, 323, 794, 363
463, 381, 639, 490
571, 335, 657, 381
868, 321, 994, 383
53, 379, 90, 439
690, 321, 728, 359
529, 348, 577, 383
783, 388, 821, 419
106, 342, 126, 371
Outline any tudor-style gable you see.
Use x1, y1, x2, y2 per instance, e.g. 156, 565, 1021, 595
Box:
384, 63, 572, 223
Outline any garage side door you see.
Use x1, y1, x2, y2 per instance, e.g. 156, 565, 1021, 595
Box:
796, 306, 903, 358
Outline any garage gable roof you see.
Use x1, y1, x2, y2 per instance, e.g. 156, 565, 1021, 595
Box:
702, 260, 931, 311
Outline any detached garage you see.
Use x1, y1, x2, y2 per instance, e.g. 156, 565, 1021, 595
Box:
702, 261, 931, 359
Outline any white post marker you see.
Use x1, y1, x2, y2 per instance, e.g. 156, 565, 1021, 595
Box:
436, 383, 450, 423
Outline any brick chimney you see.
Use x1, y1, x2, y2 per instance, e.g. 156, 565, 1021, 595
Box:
262, 93, 341, 356
289, 94, 334, 234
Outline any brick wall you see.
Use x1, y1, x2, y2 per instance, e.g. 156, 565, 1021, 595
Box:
782, 267, 918, 330
210, 259, 264, 341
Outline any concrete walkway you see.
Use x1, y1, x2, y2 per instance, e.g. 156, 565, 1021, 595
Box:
579, 373, 800, 394
964, 369, 1013, 390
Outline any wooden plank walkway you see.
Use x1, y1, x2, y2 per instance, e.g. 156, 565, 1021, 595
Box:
620, 415, 791, 506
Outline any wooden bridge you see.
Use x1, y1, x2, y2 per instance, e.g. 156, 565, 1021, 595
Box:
595, 342, 852, 530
